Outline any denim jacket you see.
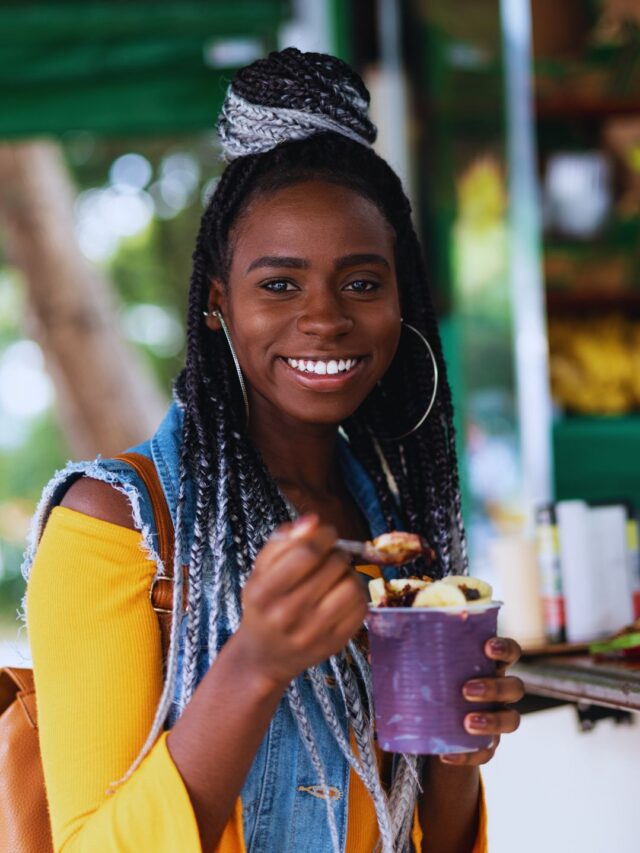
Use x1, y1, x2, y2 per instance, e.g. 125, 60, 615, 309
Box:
23, 403, 405, 853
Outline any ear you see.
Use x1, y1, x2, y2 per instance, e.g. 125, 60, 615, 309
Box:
204, 279, 227, 331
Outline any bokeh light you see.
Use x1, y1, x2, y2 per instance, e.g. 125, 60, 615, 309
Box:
0, 341, 54, 449
121, 303, 184, 358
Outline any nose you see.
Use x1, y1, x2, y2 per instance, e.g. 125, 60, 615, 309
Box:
296, 290, 354, 338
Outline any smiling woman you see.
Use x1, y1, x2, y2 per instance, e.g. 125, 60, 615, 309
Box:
20, 47, 522, 853
205, 181, 401, 430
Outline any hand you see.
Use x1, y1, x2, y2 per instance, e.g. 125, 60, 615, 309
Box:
233, 514, 368, 690
439, 636, 524, 766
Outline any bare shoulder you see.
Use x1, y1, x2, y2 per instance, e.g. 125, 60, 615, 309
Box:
59, 477, 136, 530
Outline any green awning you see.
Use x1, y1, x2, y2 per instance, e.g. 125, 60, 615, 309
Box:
0, 1, 291, 138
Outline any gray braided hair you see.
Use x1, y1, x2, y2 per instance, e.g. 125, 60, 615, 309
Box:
218, 46, 377, 161
219, 88, 374, 161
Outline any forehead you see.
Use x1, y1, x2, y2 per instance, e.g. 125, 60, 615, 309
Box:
229, 180, 395, 268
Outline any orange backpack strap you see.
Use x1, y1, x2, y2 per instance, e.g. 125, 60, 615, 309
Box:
113, 451, 188, 663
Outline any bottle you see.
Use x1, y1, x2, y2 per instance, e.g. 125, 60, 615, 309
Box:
535, 504, 566, 643
624, 505, 640, 620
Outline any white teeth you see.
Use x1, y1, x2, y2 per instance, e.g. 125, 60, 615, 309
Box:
286, 357, 359, 374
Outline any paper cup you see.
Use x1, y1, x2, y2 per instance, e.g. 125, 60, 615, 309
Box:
367, 602, 501, 754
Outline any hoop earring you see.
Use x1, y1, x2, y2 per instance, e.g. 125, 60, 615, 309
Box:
203, 309, 250, 427
379, 321, 439, 442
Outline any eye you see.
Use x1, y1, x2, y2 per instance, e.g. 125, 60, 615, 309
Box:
260, 279, 298, 293
344, 279, 380, 293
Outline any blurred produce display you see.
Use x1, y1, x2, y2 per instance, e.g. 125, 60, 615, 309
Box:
534, 0, 640, 107
531, 0, 640, 432
549, 314, 640, 414
545, 247, 633, 294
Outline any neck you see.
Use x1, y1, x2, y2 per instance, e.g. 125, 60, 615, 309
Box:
249, 412, 342, 496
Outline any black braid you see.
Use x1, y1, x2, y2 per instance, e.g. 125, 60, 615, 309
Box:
232, 47, 376, 145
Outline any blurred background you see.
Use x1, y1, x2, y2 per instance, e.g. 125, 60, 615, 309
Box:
2, 1, 640, 851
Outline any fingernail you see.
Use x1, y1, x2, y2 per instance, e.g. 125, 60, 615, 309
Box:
290, 514, 318, 538
440, 755, 459, 764
464, 681, 486, 698
490, 638, 507, 655
467, 714, 488, 729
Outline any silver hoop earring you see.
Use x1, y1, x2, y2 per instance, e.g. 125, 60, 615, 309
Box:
379, 321, 439, 442
204, 309, 250, 427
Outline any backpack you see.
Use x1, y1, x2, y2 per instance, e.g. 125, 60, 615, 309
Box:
0, 452, 184, 853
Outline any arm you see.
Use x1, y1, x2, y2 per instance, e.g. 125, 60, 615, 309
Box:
49, 481, 366, 853
418, 761, 481, 853
418, 637, 523, 852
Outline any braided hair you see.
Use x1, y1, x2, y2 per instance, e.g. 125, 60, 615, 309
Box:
115, 48, 467, 853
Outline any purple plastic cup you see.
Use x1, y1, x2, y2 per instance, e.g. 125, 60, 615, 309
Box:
367, 602, 501, 755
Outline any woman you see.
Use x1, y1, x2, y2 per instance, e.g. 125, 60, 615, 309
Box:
23, 48, 523, 852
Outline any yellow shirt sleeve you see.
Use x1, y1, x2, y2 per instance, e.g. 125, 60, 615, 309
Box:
26, 506, 203, 852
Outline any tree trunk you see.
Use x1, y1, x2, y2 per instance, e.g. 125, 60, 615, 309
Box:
0, 141, 167, 458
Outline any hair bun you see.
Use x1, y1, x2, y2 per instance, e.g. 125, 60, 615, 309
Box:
218, 47, 377, 161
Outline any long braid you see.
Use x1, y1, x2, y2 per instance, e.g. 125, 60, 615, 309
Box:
387, 756, 423, 851
179, 440, 210, 702
286, 679, 341, 853
306, 665, 395, 853
206, 447, 227, 660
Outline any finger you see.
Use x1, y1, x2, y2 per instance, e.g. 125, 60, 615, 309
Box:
464, 709, 520, 736
283, 550, 353, 616
255, 515, 319, 566
299, 573, 368, 643
315, 571, 367, 620
313, 596, 369, 654
253, 523, 339, 599
484, 637, 521, 666
463, 675, 525, 704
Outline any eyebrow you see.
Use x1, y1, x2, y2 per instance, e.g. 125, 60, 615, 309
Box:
246, 253, 391, 274
246, 255, 310, 273
334, 253, 390, 271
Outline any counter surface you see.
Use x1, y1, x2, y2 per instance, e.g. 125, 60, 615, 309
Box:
513, 653, 640, 712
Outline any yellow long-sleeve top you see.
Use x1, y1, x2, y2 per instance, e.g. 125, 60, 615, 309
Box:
27, 506, 487, 852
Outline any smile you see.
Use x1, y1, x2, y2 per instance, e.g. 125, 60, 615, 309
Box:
285, 357, 361, 376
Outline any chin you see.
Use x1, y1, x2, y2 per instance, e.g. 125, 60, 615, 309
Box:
287, 404, 360, 427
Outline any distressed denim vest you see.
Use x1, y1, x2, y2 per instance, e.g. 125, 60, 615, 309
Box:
25, 403, 404, 853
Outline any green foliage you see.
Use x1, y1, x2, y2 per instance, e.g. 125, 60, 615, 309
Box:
0, 132, 222, 616
0, 413, 68, 503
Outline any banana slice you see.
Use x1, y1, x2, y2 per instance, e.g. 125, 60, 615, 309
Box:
441, 575, 492, 603
368, 577, 386, 606
368, 577, 431, 606
413, 580, 467, 607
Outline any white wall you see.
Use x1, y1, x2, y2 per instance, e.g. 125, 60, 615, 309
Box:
483, 704, 640, 853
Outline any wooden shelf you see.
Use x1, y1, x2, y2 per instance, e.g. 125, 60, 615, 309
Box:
536, 96, 640, 119
546, 290, 640, 312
